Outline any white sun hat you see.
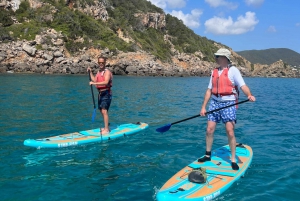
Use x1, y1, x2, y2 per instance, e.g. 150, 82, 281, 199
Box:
214, 48, 231, 62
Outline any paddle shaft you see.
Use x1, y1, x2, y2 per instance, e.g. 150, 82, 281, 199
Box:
170, 99, 249, 126
88, 70, 96, 109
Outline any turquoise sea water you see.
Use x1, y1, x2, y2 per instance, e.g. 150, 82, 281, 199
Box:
0, 74, 299, 201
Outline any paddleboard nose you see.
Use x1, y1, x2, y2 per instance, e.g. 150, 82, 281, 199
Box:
24, 139, 31, 146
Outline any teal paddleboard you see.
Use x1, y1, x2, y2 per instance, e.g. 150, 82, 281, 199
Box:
156, 144, 253, 201
24, 122, 149, 148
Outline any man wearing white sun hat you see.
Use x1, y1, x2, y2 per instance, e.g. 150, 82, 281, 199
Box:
198, 48, 256, 170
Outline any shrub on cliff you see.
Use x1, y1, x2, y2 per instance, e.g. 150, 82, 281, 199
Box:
52, 7, 132, 54
0, 8, 14, 27
0, 27, 13, 42
6, 23, 42, 41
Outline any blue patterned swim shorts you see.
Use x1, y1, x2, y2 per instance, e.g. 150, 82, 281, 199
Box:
207, 99, 236, 123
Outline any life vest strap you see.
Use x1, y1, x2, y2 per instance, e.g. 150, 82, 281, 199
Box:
97, 88, 111, 93
212, 92, 234, 97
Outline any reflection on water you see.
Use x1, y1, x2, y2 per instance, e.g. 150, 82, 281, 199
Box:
23, 148, 81, 167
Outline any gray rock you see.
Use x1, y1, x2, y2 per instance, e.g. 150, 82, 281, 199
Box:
0, 66, 6, 73
125, 66, 137, 74
35, 35, 45, 45
34, 66, 43, 73
42, 44, 48, 49
43, 53, 53, 61
22, 44, 36, 56
80, 55, 91, 62
55, 57, 65, 63
14, 63, 30, 72
53, 50, 63, 57
70, 67, 79, 74
52, 39, 64, 46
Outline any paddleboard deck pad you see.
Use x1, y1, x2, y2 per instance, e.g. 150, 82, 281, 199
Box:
156, 144, 253, 201
24, 122, 148, 148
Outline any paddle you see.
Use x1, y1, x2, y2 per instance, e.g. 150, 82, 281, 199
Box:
156, 99, 249, 133
88, 70, 97, 122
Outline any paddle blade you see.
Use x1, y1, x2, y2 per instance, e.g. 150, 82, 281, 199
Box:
92, 108, 97, 122
156, 123, 171, 133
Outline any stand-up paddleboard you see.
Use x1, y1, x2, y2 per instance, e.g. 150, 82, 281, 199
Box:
24, 122, 149, 149
156, 144, 253, 201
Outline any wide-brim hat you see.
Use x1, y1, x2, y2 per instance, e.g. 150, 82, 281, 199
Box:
214, 48, 231, 62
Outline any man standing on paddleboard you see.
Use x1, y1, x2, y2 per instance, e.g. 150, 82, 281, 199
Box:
198, 48, 256, 170
87, 56, 113, 134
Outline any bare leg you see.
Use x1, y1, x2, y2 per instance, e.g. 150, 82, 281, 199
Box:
205, 120, 217, 154
100, 109, 110, 133
225, 121, 239, 170
198, 121, 216, 162
225, 121, 236, 162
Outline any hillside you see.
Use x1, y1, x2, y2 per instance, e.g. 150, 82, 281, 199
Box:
0, 0, 221, 62
236, 48, 300, 66
0, 0, 299, 77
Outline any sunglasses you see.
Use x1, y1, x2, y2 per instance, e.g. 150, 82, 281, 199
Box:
98, 62, 105, 64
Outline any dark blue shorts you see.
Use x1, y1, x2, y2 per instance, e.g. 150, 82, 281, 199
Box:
98, 90, 112, 110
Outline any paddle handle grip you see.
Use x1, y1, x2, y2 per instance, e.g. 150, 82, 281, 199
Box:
171, 99, 249, 126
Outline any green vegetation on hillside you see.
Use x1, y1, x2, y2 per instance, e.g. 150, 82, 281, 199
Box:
166, 14, 218, 61
108, 0, 163, 14
0, 8, 14, 27
2, 0, 134, 55
237, 48, 300, 66
106, 0, 170, 60
0, 0, 219, 61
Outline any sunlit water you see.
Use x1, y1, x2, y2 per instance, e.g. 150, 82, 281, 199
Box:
0, 74, 299, 201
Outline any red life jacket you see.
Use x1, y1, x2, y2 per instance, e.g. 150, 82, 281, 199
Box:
95, 69, 113, 91
211, 67, 237, 97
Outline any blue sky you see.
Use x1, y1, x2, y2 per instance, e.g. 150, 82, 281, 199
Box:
147, 0, 300, 53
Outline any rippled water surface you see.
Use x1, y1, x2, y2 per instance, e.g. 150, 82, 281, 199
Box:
0, 74, 299, 201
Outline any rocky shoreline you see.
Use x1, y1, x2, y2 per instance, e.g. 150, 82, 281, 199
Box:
1, 0, 299, 78
0, 29, 299, 78
0, 28, 215, 77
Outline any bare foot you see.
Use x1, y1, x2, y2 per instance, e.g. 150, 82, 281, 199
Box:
101, 129, 110, 135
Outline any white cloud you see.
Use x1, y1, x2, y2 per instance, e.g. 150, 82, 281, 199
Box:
170, 9, 203, 28
148, 0, 167, 9
167, 0, 186, 9
244, 0, 264, 7
204, 11, 259, 35
205, 0, 238, 10
147, 0, 186, 9
267, 26, 276, 32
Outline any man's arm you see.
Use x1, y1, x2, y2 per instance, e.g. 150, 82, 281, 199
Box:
240, 85, 256, 101
200, 88, 212, 116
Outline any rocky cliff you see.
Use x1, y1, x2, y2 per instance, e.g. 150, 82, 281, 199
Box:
0, 0, 299, 78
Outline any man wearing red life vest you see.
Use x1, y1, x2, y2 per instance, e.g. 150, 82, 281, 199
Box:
87, 56, 113, 134
198, 48, 256, 170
